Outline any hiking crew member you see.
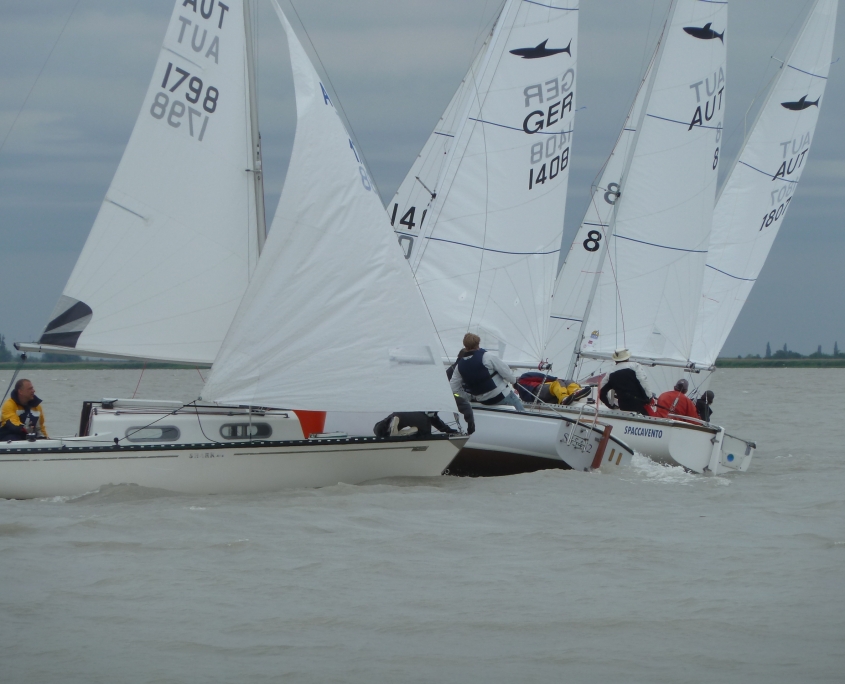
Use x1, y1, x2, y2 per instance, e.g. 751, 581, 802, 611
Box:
654, 379, 700, 420
449, 333, 526, 412
0, 379, 48, 441
695, 390, 715, 423
598, 349, 653, 415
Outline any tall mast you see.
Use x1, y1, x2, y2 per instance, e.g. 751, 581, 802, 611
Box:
564, 1, 676, 379
243, 0, 267, 257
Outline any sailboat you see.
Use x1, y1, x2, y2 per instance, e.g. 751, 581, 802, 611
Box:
540, 0, 753, 475
542, 0, 758, 475
387, 0, 635, 474
544, 0, 837, 474
0, 0, 465, 499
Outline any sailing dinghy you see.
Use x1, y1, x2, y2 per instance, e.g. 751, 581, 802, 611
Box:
2, 0, 464, 499
388, 0, 634, 474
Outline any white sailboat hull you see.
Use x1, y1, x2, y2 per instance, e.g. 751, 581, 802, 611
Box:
0, 436, 462, 499
446, 406, 634, 477
535, 405, 754, 475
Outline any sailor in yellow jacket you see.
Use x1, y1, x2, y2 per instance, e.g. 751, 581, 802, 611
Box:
0, 379, 48, 440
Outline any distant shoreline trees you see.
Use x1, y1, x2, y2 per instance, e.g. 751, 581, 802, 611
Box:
752, 341, 845, 360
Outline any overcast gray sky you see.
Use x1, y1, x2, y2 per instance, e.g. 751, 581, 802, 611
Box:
1, 0, 843, 357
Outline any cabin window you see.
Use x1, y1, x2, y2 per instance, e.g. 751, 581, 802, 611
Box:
219, 423, 272, 440
125, 426, 181, 442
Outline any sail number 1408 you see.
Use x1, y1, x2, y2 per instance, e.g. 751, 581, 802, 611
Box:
529, 143, 569, 190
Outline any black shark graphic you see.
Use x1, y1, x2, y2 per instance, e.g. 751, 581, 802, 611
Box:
683, 23, 725, 43
781, 95, 820, 111
509, 39, 572, 59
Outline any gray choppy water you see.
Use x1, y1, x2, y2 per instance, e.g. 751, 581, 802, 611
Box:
0, 368, 843, 683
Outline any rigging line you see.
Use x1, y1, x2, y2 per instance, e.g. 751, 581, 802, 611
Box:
131, 363, 147, 399
286, 0, 383, 200
0, 0, 83, 159
426, 237, 561, 256
410, 0, 510, 271
465, 13, 501, 343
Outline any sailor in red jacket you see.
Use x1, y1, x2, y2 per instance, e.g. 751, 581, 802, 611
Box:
654, 379, 700, 420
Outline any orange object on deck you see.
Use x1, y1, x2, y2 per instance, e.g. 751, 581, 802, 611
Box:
293, 410, 327, 438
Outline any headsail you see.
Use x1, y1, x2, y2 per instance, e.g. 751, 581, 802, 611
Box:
691, 0, 838, 366
33, 0, 263, 364
201, 2, 457, 414
390, 0, 580, 365
575, 0, 727, 368
545, 46, 658, 376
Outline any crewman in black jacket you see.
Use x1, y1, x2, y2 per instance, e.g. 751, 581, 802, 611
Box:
599, 349, 653, 415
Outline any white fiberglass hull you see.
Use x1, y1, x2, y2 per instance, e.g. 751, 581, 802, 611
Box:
0, 435, 463, 499
446, 406, 634, 477
536, 405, 755, 475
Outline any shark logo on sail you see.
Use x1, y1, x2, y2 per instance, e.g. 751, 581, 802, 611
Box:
683, 23, 724, 43
510, 39, 572, 59
781, 96, 820, 111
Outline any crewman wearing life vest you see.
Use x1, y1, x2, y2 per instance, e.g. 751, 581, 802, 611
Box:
598, 348, 653, 415
449, 333, 525, 411
654, 379, 700, 421
0, 379, 49, 441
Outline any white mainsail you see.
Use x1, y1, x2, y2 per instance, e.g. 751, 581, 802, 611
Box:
691, 0, 838, 366
575, 0, 728, 368
390, 0, 580, 365
545, 48, 658, 376
35, 0, 263, 364
201, 2, 457, 414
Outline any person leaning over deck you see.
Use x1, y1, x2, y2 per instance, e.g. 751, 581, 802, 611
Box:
449, 333, 526, 412
599, 349, 653, 415
0, 379, 49, 440
654, 379, 700, 421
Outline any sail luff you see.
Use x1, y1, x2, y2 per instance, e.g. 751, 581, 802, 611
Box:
243, 0, 267, 259
556, 4, 674, 379
407, 0, 517, 274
